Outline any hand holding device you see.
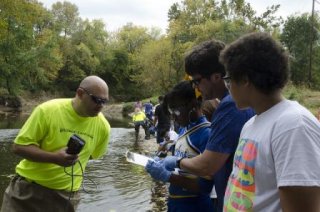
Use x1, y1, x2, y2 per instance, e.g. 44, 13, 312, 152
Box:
66, 134, 85, 155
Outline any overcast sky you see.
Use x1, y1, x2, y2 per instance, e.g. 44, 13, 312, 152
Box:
38, 0, 314, 33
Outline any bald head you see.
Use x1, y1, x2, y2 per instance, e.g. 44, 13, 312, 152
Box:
73, 76, 109, 117
80, 76, 108, 91
79, 76, 109, 98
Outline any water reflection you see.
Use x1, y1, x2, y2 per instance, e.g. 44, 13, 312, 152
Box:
0, 134, 22, 207
0, 127, 167, 212
0, 113, 29, 129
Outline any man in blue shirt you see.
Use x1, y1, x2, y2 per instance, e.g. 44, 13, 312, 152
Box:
143, 100, 154, 121
150, 40, 255, 212
146, 81, 214, 212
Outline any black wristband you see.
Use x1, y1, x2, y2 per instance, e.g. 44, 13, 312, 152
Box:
176, 157, 183, 169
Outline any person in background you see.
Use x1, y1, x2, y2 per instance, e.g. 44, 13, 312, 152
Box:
143, 100, 154, 121
220, 32, 320, 211
134, 100, 142, 110
146, 81, 214, 212
154, 96, 171, 144
159, 40, 255, 212
132, 107, 150, 140
1, 76, 110, 212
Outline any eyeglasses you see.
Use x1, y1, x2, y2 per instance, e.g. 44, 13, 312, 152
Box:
79, 87, 108, 105
168, 107, 181, 116
190, 77, 203, 87
222, 76, 231, 89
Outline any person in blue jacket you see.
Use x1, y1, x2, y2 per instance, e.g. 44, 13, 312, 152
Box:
146, 81, 214, 212
143, 100, 154, 121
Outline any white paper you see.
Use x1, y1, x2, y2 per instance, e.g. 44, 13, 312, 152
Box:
168, 130, 178, 141
125, 151, 153, 167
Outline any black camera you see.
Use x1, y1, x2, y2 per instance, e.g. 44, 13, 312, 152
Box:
66, 134, 86, 155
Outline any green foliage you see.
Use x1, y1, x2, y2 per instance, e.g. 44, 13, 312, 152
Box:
190, 19, 253, 43
117, 23, 152, 54
167, 0, 282, 44
73, 43, 100, 75
144, 97, 158, 106
0, 0, 319, 103
122, 102, 135, 116
51, 1, 80, 37
72, 19, 109, 70
283, 82, 320, 115
0, 94, 21, 108
283, 82, 307, 102
0, 0, 60, 94
281, 13, 320, 88
133, 38, 183, 94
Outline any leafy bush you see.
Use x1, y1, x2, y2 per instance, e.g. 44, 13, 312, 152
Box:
283, 82, 320, 115
0, 94, 22, 108
122, 102, 134, 117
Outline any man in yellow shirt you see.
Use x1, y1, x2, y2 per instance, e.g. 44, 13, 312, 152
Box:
132, 107, 150, 140
1, 76, 111, 212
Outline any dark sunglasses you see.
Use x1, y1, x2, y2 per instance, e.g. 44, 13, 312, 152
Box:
79, 87, 108, 105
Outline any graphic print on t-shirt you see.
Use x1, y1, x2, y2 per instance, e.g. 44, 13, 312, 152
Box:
224, 138, 258, 211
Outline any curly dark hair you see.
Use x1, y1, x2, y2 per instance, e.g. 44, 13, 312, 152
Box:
220, 32, 289, 95
164, 81, 201, 110
185, 40, 226, 78
166, 81, 197, 104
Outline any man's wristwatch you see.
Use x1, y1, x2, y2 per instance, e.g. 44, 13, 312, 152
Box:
176, 157, 183, 169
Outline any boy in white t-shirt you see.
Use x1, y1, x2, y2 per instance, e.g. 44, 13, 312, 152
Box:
220, 32, 320, 211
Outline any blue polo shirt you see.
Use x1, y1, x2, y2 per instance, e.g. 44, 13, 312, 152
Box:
144, 102, 153, 114
206, 93, 255, 212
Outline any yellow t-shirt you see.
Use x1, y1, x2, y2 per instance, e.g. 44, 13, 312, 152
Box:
132, 111, 146, 122
15, 99, 110, 191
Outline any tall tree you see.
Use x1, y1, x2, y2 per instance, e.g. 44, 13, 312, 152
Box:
281, 13, 320, 87
134, 38, 182, 94
72, 19, 109, 76
51, 1, 80, 38
104, 24, 155, 100
167, 0, 282, 44
116, 23, 152, 54
0, 0, 60, 94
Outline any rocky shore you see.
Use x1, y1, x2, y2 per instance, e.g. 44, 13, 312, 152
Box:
0, 94, 125, 120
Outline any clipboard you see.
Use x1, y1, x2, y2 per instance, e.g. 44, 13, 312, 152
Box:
125, 151, 154, 167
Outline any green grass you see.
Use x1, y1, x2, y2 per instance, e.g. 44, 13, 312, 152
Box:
283, 83, 320, 115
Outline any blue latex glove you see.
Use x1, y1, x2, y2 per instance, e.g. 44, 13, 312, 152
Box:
162, 156, 179, 171
153, 156, 161, 162
145, 160, 171, 182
